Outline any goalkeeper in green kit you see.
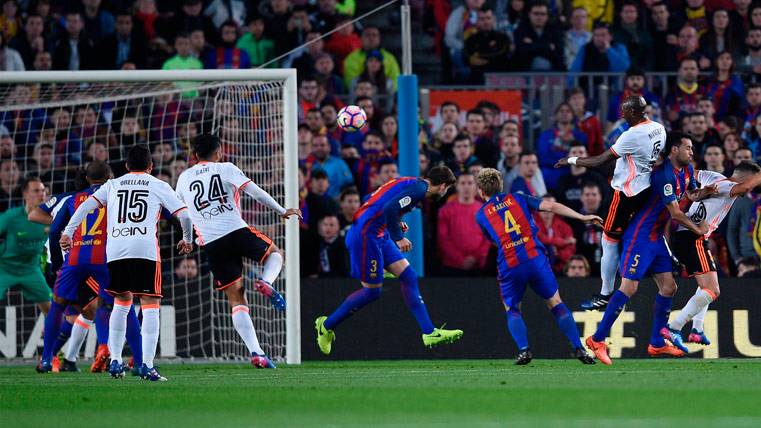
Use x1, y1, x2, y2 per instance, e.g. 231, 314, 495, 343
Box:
0, 176, 52, 313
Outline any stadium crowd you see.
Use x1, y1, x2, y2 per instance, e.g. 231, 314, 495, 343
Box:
1, 0, 761, 283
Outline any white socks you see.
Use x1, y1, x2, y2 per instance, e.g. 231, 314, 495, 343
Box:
141, 305, 160, 369
231, 305, 264, 355
65, 315, 93, 362
692, 301, 710, 331
671, 288, 715, 331
599, 237, 620, 295
261, 252, 283, 285
108, 300, 131, 364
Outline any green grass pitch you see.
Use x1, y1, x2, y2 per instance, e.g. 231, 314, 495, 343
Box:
2, 359, 761, 427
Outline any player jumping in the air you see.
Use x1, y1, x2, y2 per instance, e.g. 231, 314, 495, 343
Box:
556, 96, 665, 311
175, 134, 301, 368
586, 135, 713, 365
315, 166, 463, 355
661, 161, 761, 351
474, 168, 600, 364
61, 145, 194, 381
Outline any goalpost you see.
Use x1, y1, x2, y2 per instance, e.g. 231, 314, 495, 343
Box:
0, 70, 301, 365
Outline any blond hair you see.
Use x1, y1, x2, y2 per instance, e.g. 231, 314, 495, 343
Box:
476, 168, 503, 198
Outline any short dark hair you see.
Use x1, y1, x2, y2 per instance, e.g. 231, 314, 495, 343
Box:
466, 108, 484, 119
581, 181, 602, 193
425, 165, 456, 187
220, 19, 238, 30
453, 133, 471, 144
441, 101, 460, 112
378, 158, 397, 171
21, 175, 42, 192
311, 169, 328, 180
86, 160, 112, 182
192, 133, 221, 159
519, 150, 538, 161
665, 132, 691, 154
339, 187, 359, 201
734, 160, 761, 175
569, 140, 586, 149
625, 66, 646, 79
126, 144, 152, 171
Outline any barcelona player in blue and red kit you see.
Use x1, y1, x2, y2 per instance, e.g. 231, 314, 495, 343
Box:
474, 168, 600, 364
315, 166, 464, 354
586, 135, 712, 365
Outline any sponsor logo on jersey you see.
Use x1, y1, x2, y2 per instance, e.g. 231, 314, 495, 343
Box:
399, 196, 412, 208
664, 184, 673, 196
111, 226, 148, 237
200, 203, 235, 219
44, 196, 57, 208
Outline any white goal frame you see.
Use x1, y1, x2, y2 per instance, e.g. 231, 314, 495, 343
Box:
0, 70, 301, 364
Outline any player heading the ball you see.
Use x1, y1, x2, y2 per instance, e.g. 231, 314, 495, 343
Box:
315, 166, 464, 355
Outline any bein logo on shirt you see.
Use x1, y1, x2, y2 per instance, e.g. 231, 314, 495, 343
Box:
111, 226, 148, 237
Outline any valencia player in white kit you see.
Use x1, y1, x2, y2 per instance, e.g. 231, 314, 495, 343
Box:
661, 161, 761, 351
175, 134, 301, 368
556, 96, 666, 310
61, 145, 195, 381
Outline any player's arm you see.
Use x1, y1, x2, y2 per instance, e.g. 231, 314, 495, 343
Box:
48, 207, 71, 272
383, 186, 424, 252
240, 181, 301, 219
686, 172, 717, 201
28, 206, 54, 225
665, 201, 708, 235
172, 208, 195, 255
730, 172, 761, 197
538, 199, 604, 226
554, 149, 617, 169
60, 196, 101, 251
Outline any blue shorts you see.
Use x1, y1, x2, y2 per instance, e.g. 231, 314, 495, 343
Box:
346, 227, 405, 284
498, 256, 558, 309
53, 264, 110, 307
620, 237, 673, 281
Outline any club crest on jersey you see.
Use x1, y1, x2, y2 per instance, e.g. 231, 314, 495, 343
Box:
663, 184, 673, 196
399, 196, 412, 208
44, 196, 57, 208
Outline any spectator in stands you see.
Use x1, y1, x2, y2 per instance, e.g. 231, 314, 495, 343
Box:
705, 52, 745, 121
497, 133, 520, 188
236, 14, 275, 68
495, 0, 525, 35
738, 27, 761, 79
337, 186, 360, 230
570, 182, 604, 274
509, 151, 543, 196
743, 119, 761, 162
568, 88, 603, 155
513, 1, 564, 71
205, 20, 250, 69
189, 29, 212, 59
204, 0, 246, 30
611, 1, 653, 70
650, 1, 680, 71
81, 0, 114, 40
738, 256, 761, 277
688, 112, 722, 156
309, 133, 353, 199
564, 8, 591, 69
447, 133, 478, 176
158, 0, 215, 43
437, 172, 491, 275
355, 49, 394, 97
0, 0, 20, 41
556, 142, 608, 211
727, 183, 758, 269
701, 144, 730, 175
464, 6, 511, 84
444, 0, 484, 79
730, 0, 752, 35
284, 5, 312, 60
356, 96, 382, 131
434, 121, 459, 161
680, 0, 709, 37
258, 0, 295, 56
292, 31, 325, 78
0, 31, 21, 70
537, 102, 588, 190
675, 25, 704, 68
569, 22, 630, 76
0, 159, 20, 210
574, 0, 614, 30
466, 109, 499, 168
49, 107, 83, 167
734, 147, 753, 165
305, 169, 340, 230
298, 76, 321, 121
52, 11, 96, 71
700, 9, 741, 63
324, 16, 360, 68
372, 158, 398, 192
314, 53, 345, 95
476, 100, 503, 137
381, 115, 398, 157
0, 132, 14, 159
563, 254, 591, 277
310, 0, 347, 34
84, 141, 108, 163
96, 12, 148, 69
173, 257, 198, 281
305, 108, 325, 135
305, 213, 348, 278
343, 26, 400, 92
723, 131, 742, 161
30, 142, 64, 190
133, 0, 159, 40
534, 194, 576, 272
698, 98, 718, 129
665, 57, 703, 126
8, 14, 44, 70
162, 33, 203, 97
438, 101, 462, 132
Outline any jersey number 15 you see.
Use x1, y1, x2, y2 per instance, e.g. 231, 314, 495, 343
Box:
116, 190, 149, 223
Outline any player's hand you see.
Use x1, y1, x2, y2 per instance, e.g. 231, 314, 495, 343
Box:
396, 238, 412, 252
554, 157, 569, 168
281, 208, 302, 220
696, 221, 709, 236
59, 235, 72, 252
400, 221, 409, 233
177, 240, 193, 255
582, 215, 604, 226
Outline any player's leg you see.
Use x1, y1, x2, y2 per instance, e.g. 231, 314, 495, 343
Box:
136, 258, 167, 381
91, 298, 111, 372
648, 270, 685, 357
221, 280, 275, 368
499, 273, 531, 363
689, 302, 711, 345
40, 267, 80, 371
17, 269, 52, 314
586, 269, 640, 366
105, 259, 135, 378
63, 298, 96, 371
583, 190, 625, 310
244, 227, 286, 310
664, 273, 718, 349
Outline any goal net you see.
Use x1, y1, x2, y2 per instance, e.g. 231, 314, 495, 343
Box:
0, 70, 300, 364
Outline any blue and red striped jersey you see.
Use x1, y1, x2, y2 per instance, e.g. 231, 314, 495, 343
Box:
623, 162, 697, 244
476, 192, 547, 278
353, 177, 427, 241
50, 185, 107, 266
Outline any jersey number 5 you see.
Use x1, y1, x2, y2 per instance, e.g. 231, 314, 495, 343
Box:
190, 174, 227, 211
504, 211, 522, 235
116, 190, 149, 223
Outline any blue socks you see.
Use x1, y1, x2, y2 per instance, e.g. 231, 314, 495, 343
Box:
42, 301, 65, 361
52, 319, 73, 355
506, 308, 529, 351
551, 303, 583, 349
651, 293, 672, 348
398, 267, 435, 334
125, 305, 143, 366
593, 290, 630, 342
324, 286, 382, 330
95, 305, 110, 345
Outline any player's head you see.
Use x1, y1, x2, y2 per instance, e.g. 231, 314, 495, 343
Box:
73, 167, 90, 191
732, 160, 761, 182
621, 95, 647, 125
665, 132, 693, 166
126, 144, 152, 172
85, 160, 113, 184
475, 167, 503, 199
21, 175, 46, 206
424, 165, 456, 199
192, 133, 222, 161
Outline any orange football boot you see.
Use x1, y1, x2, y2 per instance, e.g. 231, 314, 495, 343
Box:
51, 356, 60, 373
648, 342, 685, 358
91, 344, 110, 373
585, 336, 612, 365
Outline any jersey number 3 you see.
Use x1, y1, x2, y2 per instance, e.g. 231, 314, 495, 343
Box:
190, 174, 227, 211
504, 211, 522, 235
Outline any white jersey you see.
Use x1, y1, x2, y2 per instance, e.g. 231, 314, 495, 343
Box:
610, 120, 666, 197
91, 172, 186, 262
175, 161, 254, 245
678, 170, 738, 238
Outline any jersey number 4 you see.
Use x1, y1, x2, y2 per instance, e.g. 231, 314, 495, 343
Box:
190, 174, 227, 211
116, 190, 149, 223
504, 211, 522, 235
